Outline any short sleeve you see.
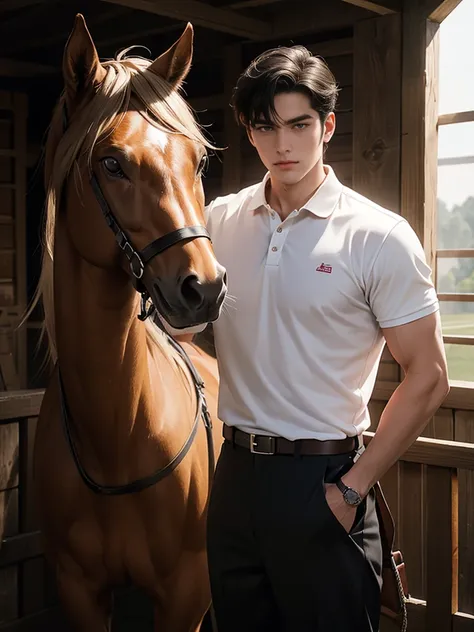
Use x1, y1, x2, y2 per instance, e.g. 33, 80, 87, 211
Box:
365, 220, 439, 329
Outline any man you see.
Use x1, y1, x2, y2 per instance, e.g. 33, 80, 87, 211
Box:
189, 45, 449, 631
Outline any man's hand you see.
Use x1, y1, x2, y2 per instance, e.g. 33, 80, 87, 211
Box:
324, 483, 357, 533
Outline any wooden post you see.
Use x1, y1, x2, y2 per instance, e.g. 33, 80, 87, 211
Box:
401, 0, 439, 270
353, 13, 402, 213
222, 44, 242, 196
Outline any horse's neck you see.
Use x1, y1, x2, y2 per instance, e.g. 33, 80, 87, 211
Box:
53, 216, 161, 457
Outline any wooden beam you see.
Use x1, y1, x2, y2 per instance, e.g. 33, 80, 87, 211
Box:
342, 0, 400, 15
353, 13, 401, 212
425, 0, 464, 22
96, 23, 181, 49
400, 0, 439, 270
0, 0, 48, 11
229, 0, 285, 8
222, 44, 242, 195
2, 6, 131, 56
272, 2, 373, 39
100, 0, 272, 39
0, 59, 57, 77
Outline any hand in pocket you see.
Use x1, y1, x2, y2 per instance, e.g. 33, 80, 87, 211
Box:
324, 483, 358, 533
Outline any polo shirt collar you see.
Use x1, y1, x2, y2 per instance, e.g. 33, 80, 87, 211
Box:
248, 165, 342, 219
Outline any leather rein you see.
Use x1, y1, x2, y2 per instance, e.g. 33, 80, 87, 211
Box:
58, 105, 216, 496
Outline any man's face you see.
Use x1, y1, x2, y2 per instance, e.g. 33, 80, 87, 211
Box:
247, 91, 335, 186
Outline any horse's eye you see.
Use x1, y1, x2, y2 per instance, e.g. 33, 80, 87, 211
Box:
197, 154, 208, 176
102, 157, 124, 178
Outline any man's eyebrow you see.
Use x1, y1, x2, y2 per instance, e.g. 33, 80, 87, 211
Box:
284, 114, 314, 125
253, 113, 314, 126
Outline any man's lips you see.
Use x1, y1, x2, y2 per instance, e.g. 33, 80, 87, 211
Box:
274, 160, 298, 166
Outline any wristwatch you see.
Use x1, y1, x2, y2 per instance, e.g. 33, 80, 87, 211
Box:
336, 479, 363, 506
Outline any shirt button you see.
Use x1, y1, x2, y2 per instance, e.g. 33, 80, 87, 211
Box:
272, 246, 278, 252
277, 226, 282, 233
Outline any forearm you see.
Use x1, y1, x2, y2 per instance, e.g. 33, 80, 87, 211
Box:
343, 371, 449, 497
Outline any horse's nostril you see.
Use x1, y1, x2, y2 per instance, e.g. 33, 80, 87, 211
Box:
180, 275, 205, 310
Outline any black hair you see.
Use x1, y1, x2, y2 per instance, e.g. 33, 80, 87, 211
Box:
232, 45, 338, 127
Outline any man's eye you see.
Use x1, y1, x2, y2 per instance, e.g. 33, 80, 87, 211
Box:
102, 157, 124, 178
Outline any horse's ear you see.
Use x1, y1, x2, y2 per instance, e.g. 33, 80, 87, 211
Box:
63, 14, 106, 112
147, 23, 194, 89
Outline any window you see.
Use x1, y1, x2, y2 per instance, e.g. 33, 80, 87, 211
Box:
436, 0, 474, 383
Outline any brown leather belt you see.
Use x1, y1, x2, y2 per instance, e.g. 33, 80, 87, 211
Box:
223, 425, 358, 456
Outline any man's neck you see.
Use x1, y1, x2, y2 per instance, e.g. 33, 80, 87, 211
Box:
267, 161, 327, 220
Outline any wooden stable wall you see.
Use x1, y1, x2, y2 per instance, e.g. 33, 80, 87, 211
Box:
0, 91, 27, 391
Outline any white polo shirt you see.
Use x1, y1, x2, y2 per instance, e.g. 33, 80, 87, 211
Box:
206, 166, 439, 441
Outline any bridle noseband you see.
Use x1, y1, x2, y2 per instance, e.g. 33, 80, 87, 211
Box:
57, 103, 216, 497
89, 173, 211, 320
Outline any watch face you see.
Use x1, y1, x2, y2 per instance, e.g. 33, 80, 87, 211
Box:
344, 488, 362, 506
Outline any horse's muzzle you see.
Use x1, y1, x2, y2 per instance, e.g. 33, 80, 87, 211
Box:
149, 266, 227, 329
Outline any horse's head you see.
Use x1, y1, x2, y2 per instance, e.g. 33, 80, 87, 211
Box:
54, 14, 226, 330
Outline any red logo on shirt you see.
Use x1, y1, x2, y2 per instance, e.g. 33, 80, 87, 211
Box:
316, 263, 332, 274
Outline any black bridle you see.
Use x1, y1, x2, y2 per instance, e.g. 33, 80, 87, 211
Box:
57, 104, 216, 497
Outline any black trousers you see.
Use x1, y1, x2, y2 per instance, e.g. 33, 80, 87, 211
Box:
206, 438, 383, 632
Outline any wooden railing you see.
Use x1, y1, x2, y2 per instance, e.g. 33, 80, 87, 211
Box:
1, 388, 474, 631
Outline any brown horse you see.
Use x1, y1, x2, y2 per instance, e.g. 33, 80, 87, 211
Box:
32, 14, 226, 632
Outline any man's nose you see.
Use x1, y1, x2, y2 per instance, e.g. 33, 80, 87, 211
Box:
275, 128, 291, 154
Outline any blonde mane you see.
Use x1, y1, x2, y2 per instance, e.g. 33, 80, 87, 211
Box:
29, 51, 214, 372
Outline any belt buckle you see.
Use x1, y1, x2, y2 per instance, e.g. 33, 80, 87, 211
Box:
249, 433, 275, 455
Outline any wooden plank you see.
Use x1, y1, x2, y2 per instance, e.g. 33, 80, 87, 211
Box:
272, 2, 374, 39
0, 531, 43, 567
190, 94, 227, 112
307, 37, 353, 59
454, 613, 474, 632
437, 249, 474, 258
353, 13, 401, 212
438, 293, 474, 302
338, 86, 353, 112
229, 0, 285, 7
0, 59, 57, 78
444, 336, 474, 346
454, 410, 474, 616
368, 400, 386, 431
377, 361, 400, 382
401, 2, 439, 270
372, 380, 474, 412
380, 462, 401, 549
427, 0, 464, 22
13, 93, 27, 388
438, 111, 474, 126
0, 567, 17, 625
364, 432, 474, 470
21, 558, 46, 617
0, 488, 17, 538
400, 461, 425, 598
100, 0, 272, 39
0, 605, 66, 632
222, 44, 241, 195
325, 134, 352, 163
0, 0, 50, 11
426, 466, 458, 629
342, 0, 401, 14
0, 422, 18, 489
422, 406, 454, 440
0, 390, 43, 421
326, 54, 353, 88
19, 417, 38, 533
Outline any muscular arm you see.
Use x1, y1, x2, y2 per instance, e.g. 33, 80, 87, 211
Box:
342, 311, 450, 497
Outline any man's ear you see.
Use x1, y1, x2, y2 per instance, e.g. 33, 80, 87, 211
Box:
63, 14, 106, 113
147, 23, 193, 89
322, 112, 336, 143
